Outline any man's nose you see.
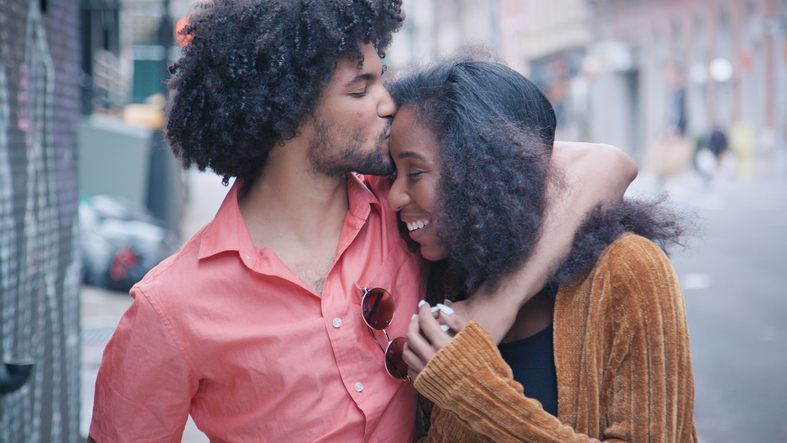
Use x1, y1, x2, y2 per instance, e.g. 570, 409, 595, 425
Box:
378, 90, 396, 118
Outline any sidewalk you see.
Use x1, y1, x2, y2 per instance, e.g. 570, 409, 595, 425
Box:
80, 169, 227, 442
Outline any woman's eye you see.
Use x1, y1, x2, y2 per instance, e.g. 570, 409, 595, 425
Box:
406, 171, 423, 178
350, 90, 367, 97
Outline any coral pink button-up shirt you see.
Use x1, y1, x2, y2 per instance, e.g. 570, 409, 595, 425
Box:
90, 174, 428, 443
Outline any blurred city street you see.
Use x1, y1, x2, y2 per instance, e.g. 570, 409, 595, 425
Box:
79, 167, 787, 443
628, 171, 787, 443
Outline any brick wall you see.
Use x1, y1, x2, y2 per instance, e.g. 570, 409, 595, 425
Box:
0, 0, 81, 440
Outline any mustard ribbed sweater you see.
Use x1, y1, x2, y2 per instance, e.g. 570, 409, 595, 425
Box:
415, 233, 698, 442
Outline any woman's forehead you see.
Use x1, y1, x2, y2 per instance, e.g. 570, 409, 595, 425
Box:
391, 108, 440, 159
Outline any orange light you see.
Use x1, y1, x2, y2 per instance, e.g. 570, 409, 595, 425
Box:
174, 16, 192, 47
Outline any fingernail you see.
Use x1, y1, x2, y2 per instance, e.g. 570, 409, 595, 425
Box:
411, 314, 418, 321
443, 299, 453, 305
436, 303, 455, 315
440, 324, 450, 332
418, 300, 427, 307
431, 306, 440, 313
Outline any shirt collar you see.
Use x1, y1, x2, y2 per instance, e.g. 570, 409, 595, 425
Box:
197, 173, 387, 261
347, 172, 387, 220
197, 179, 248, 260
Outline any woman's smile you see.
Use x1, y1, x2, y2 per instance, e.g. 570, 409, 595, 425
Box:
404, 218, 430, 232
387, 107, 449, 261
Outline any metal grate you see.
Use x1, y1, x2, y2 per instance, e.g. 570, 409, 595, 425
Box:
81, 326, 117, 345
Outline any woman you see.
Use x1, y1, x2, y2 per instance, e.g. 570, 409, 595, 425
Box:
386, 59, 698, 442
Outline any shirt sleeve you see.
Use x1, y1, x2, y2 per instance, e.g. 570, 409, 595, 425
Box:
89, 286, 200, 443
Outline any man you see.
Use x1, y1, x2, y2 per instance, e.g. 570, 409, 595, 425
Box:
89, 1, 635, 441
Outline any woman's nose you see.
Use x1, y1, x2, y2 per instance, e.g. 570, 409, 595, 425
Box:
387, 175, 410, 212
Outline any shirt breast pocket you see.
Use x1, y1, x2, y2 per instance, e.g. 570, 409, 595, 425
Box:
355, 248, 423, 341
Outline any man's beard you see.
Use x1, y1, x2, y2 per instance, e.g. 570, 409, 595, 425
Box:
308, 117, 394, 177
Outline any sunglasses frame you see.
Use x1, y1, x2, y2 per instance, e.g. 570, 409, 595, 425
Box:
360, 287, 411, 381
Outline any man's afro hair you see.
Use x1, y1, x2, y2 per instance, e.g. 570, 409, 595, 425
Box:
166, 0, 404, 182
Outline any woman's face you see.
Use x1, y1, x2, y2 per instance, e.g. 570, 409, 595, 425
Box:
387, 107, 449, 261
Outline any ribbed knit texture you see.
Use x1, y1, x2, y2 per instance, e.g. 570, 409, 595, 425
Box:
414, 233, 698, 442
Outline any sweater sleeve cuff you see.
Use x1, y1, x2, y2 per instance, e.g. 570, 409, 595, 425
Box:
423, 405, 477, 442
414, 320, 514, 406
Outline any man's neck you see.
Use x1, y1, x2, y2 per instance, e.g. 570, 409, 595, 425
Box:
237, 141, 349, 295
239, 147, 349, 250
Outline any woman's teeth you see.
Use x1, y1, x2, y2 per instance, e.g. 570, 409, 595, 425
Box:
406, 220, 430, 232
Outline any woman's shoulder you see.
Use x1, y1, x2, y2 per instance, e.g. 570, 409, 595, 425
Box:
597, 232, 672, 273
587, 232, 681, 306
556, 232, 687, 341
558, 231, 685, 324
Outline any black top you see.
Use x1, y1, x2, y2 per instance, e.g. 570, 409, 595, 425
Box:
497, 323, 558, 417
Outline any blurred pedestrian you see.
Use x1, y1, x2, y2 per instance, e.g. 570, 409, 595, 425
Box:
643, 62, 693, 182
666, 62, 687, 137
708, 125, 728, 170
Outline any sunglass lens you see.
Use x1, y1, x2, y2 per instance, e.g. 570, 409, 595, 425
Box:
384, 337, 409, 380
362, 288, 395, 330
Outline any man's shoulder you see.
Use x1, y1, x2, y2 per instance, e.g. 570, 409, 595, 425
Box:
133, 225, 224, 297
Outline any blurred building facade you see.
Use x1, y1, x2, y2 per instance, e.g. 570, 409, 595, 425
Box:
590, 0, 786, 175
387, 0, 614, 151
388, 0, 501, 66
79, 0, 187, 238
0, 0, 82, 440
80, 0, 179, 113
389, 0, 787, 177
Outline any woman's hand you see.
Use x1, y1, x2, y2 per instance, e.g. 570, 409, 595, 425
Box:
403, 302, 469, 379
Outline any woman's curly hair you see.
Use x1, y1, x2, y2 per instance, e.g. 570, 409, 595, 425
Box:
388, 59, 555, 294
166, 0, 404, 183
388, 57, 691, 297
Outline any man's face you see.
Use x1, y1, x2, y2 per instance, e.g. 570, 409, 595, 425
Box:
307, 43, 396, 177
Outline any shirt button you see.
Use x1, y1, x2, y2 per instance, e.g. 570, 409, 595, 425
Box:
332, 318, 342, 328
354, 382, 364, 392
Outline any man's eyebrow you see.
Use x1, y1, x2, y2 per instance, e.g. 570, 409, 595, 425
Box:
344, 73, 376, 87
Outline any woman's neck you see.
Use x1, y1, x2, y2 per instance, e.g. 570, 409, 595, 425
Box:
500, 289, 555, 344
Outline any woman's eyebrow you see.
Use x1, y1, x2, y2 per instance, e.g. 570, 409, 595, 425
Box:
396, 151, 429, 161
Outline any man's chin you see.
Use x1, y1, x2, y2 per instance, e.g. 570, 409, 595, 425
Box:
352, 153, 394, 176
